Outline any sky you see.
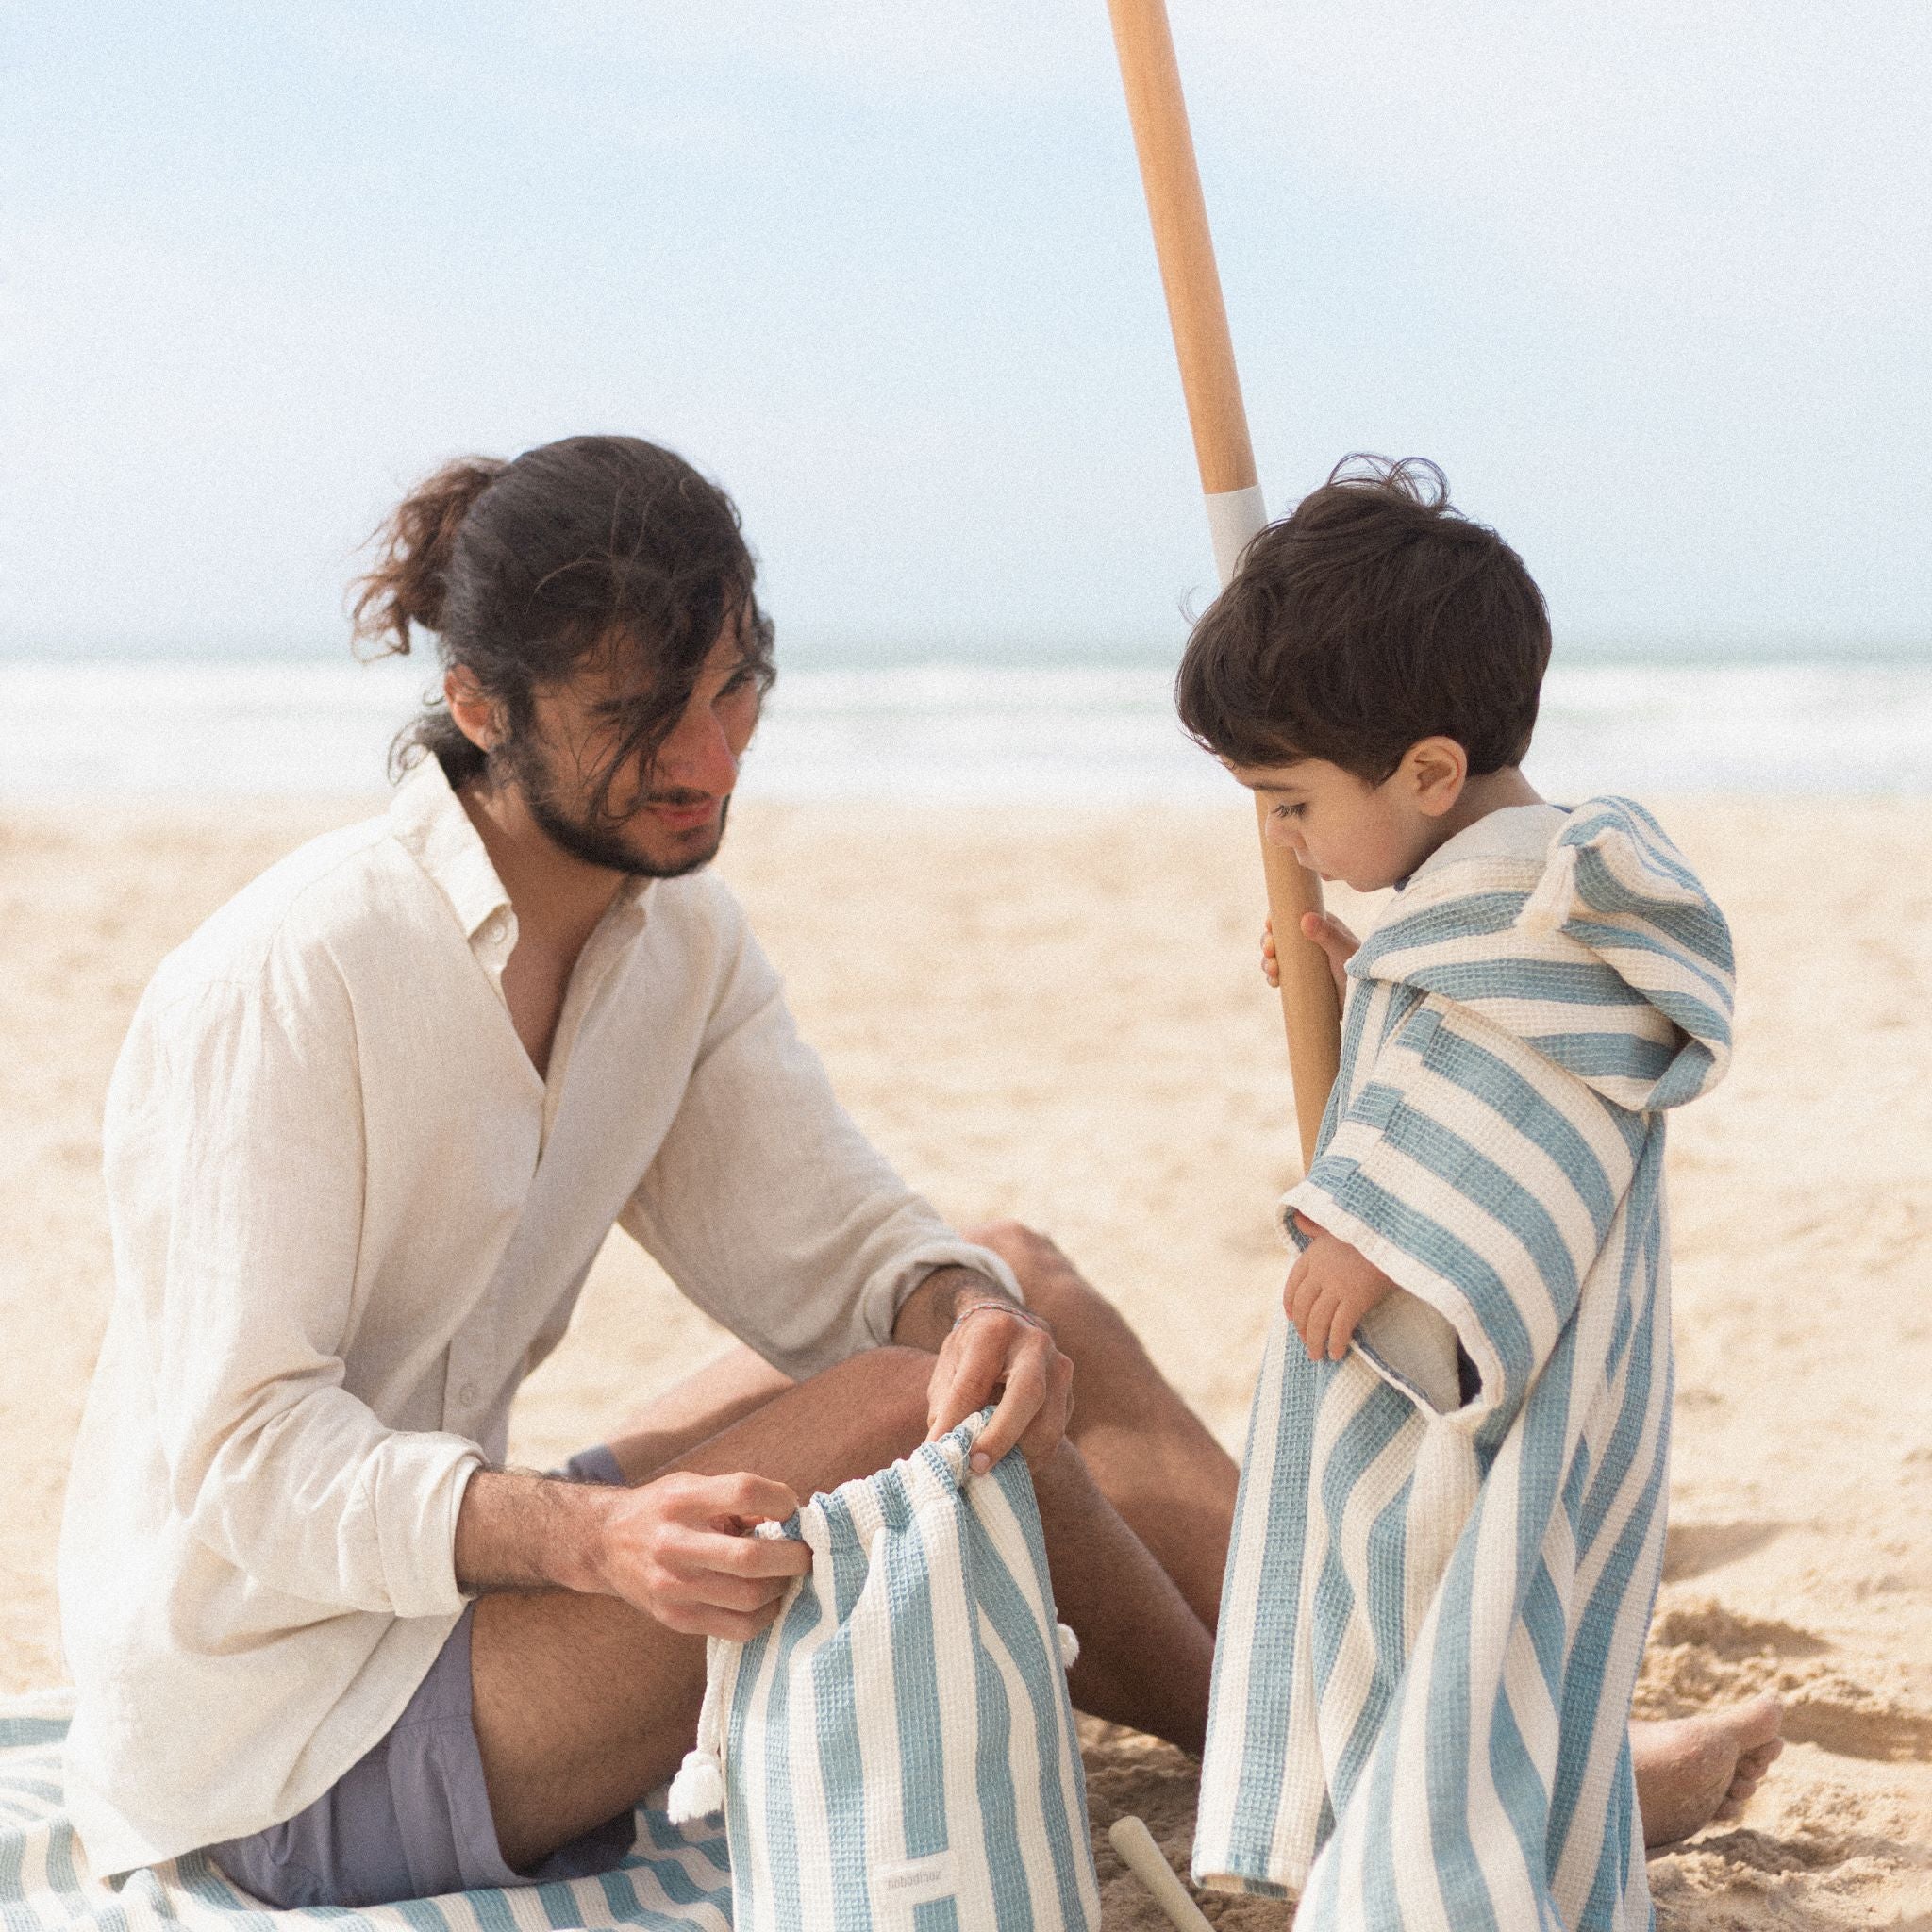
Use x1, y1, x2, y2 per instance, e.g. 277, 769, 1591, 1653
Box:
4, 0, 1928, 664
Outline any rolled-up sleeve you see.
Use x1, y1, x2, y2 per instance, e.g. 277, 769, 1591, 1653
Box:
619, 915, 1019, 1379
108, 967, 482, 1618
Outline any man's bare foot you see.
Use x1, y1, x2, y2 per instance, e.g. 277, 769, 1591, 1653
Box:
1633, 1694, 1785, 1849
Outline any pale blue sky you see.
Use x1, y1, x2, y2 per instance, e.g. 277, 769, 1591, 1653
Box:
5, 1, 1927, 662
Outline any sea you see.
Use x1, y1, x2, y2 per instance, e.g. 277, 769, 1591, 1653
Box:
1, 644, 1928, 803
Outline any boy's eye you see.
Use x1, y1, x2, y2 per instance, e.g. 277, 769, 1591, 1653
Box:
1271, 802, 1306, 821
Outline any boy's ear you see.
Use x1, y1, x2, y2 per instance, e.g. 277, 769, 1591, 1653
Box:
1405, 736, 1469, 817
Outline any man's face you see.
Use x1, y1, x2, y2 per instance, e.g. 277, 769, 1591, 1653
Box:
504, 624, 764, 880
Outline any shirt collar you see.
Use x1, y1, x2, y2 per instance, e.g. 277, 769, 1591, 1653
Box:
389, 755, 513, 941
388, 754, 658, 946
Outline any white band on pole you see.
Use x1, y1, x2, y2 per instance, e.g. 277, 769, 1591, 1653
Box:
1203, 482, 1268, 590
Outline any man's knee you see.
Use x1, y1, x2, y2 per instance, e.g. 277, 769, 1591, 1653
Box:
814, 1345, 932, 1457
963, 1221, 1137, 1356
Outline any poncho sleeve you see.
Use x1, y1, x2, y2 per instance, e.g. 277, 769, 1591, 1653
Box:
1282, 993, 1642, 1429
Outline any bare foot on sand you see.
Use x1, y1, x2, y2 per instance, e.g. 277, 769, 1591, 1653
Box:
1634, 1694, 1785, 1849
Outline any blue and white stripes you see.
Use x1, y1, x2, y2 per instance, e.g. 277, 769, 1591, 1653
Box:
674, 1413, 1098, 1932
0, 1692, 733, 1932
1196, 798, 1734, 1931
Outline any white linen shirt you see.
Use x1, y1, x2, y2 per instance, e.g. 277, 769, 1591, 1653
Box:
58, 756, 1018, 1879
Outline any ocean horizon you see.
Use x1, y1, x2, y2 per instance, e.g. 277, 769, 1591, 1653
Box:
2, 644, 1929, 801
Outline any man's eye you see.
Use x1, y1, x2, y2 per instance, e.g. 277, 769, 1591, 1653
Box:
1272, 802, 1306, 820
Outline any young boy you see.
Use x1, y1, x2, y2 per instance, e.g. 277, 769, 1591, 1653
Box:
1184, 458, 1736, 1930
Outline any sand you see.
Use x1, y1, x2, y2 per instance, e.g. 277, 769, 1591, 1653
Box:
3, 793, 1928, 1927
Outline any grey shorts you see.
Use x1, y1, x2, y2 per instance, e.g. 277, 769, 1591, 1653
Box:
208, 1444, 635, 1909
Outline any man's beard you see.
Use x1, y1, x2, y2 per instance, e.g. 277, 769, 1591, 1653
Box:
499, 732, 729, 880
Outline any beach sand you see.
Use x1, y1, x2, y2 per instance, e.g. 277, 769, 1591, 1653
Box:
4, 794, 1928, 1927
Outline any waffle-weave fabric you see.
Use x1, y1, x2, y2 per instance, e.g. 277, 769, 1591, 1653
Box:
678, 1413, 1099, 1932
0, 1691, 731, 1932
1194, 798, 1735, 1931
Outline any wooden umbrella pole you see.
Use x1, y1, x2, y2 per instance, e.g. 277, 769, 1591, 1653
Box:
1103, 0, 1341, 1165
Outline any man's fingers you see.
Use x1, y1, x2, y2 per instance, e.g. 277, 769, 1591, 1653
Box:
689, 1471, 801, 1529
924, 1318, 1010, 1441
973, 1350, 1051, 1472
1016, 1353, 1074, 1472
658, 1563, 795, 1616
686, 1528, 812, 1580
658, 1599, 783, 1642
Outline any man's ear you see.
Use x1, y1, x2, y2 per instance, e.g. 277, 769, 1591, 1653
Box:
444, 668, 499, 753
1405, 736, 1469, 818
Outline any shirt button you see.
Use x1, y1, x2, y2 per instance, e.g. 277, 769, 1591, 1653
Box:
458, 1381, 480, 1407
480, 915, 506, 943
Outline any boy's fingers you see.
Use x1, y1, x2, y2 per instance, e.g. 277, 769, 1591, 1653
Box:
1290, 1275, 1325, 1357
1326, 1300, 1358, 1360
1283, 1255, 1309, 1323
1300, 1290, 1333, 1360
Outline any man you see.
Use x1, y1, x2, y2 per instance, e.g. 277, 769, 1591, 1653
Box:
58, 435, 1776, 1910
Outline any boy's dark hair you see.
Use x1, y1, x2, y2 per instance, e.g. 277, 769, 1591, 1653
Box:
351, 434, 774, 826
1175, 455, 1551, 780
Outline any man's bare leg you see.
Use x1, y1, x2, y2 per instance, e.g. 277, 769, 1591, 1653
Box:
470, 1345, 1209, 1872
600, 1343, 797, 1484
962, 1221, 1241, 1633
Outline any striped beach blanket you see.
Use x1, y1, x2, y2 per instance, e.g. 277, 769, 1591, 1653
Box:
1195, 798, 1734, 1931
668, 1411, 1099, 1932
0, 1690, 730, 1932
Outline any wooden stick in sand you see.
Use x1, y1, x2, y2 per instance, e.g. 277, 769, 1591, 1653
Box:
1108, 1816, 1217, 1932
1102, 0, 1342, 1164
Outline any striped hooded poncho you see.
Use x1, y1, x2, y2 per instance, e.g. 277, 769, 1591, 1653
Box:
1195, 798, 1735, 1931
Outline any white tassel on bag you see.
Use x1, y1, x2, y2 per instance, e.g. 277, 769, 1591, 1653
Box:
667, 1633, 730, 1826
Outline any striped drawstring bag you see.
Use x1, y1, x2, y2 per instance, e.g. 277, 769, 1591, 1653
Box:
667, 1410, 1100, 1932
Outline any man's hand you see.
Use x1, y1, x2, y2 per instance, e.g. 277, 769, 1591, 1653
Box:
1284, 1211, 1397, 1363
1262, 911, 1359, 1003
893, 1265, 1073, 1474
592, 1472, 811, 1640
455, 1465, 809, 1640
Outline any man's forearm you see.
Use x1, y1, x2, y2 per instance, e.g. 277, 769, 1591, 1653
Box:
891, 1263, 1024, 1355
453, 1467, 618, 1597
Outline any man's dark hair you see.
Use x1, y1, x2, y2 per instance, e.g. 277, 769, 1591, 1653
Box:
351, 433, 774, 825
1175, 455, 1551, 781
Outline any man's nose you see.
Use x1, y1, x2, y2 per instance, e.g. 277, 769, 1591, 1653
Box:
657, 701, 741, 795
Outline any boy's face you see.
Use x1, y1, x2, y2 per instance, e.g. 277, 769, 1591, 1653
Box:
1228, 742, 1466, 892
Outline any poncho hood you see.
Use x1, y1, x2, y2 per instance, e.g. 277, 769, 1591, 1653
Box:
1350, 796, 1735, 1111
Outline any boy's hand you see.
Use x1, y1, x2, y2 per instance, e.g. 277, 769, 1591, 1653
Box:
1284, 1211, 1397, 1362
1262, 912, 1359, 1003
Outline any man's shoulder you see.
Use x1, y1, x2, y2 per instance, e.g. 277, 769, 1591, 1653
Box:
620, 861, 758, 962
145, 809, 420, 1009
